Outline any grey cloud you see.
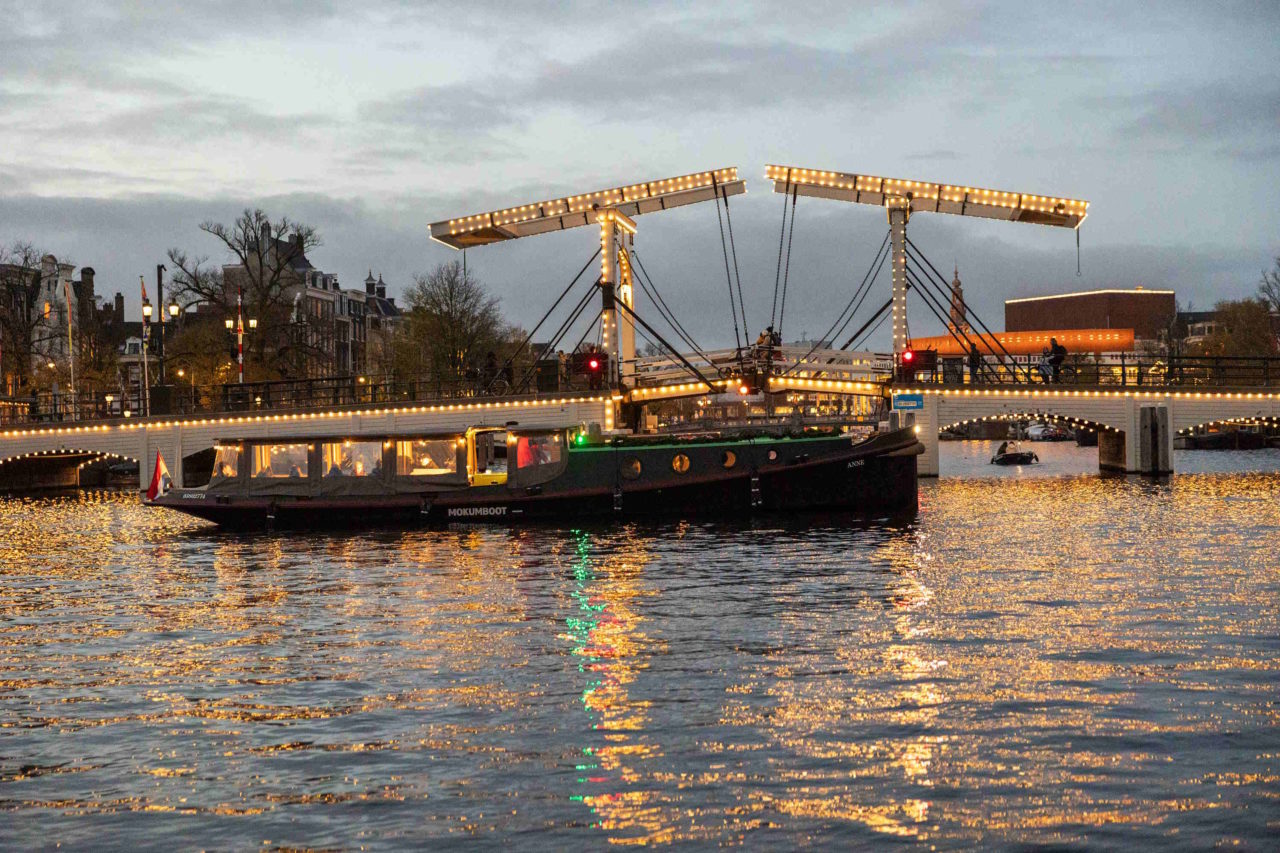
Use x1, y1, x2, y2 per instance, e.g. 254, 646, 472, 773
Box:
1118, 84, 1280, 140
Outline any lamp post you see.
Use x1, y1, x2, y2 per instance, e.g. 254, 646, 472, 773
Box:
140, 296, 152, 415
225, 315, 258, 384
155, 264, 167, 385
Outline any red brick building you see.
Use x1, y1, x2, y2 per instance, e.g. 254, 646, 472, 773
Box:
1005, 289, 1176, 342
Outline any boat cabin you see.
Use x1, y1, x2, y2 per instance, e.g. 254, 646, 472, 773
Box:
202, 426, 572, 496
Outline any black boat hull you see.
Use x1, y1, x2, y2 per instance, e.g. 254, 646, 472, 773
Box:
154, 428, 922, 529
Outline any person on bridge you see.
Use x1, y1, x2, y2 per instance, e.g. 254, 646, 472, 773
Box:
1048, 337, 1067, 383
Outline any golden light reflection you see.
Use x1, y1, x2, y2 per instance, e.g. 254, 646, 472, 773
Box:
2, 480, 1279, 847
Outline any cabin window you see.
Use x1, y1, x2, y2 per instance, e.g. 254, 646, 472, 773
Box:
250, 443, 309, 479
396, 439, 459, 476
514, 433, 563, 471
320, 440, 382, 478
672, 453, 691, 474
211, 444, 240, 481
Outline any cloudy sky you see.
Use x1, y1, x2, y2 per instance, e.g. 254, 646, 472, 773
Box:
3, 0, 1278, 350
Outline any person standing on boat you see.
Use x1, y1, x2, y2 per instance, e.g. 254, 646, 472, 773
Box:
969, 343, 981, 384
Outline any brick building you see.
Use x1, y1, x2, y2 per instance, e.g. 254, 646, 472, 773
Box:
1005, 288, 1176, 343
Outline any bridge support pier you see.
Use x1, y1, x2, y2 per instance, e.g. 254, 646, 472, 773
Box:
1100, 404, 1172, 475
917, 394, 939, 477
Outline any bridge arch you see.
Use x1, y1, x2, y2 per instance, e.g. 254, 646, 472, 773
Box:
938, 410, 1121, 436
1174, 415, 1280, 436
0, 447, 141, 492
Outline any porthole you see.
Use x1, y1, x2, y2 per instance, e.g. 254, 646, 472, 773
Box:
672, 453, 690, 474
767, 449, 778, 462
621, 457, 642, 479
721, 450, 737, 468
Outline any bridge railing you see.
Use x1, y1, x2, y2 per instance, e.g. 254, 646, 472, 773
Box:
0, 370, 611, 427
908, 353, 1280, 388
630, 346, 893, 388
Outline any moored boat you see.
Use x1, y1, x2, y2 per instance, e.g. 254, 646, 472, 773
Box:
150, 424, 922, 529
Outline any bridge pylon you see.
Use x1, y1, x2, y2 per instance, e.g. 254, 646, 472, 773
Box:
765, 166, 1088, 359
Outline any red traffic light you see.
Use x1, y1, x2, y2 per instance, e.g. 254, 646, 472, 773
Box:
587, 357, 600, 371
902, 349, 915, 363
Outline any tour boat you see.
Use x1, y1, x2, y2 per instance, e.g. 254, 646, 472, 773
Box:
149, 423, 923, 529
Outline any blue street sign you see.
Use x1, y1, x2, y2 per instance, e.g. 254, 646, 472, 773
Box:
892, 393, 924, 411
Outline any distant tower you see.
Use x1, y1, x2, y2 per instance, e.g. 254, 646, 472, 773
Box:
948, 264, 971, 335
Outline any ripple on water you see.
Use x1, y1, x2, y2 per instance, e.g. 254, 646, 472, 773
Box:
1, 449, 1278, 849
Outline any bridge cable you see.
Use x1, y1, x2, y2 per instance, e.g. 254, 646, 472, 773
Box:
481, 248, 600, 394
629, 249, 712, 362
901, 259, 997, 375
615, 299, 716, 386
844, 298, 893, 350
777, 185, 799, 339
903, 266, 992, 373
630, 268, 707, 362
710, 175, 743, 353
904, 243, 1009, 370
770, 175, 790, 329
825, 232, 891, 347
906, 238, 1022, 374
510, 281, 600, 393
720, 186, 750, 342
785, 231, 891, 375
906, 238, 1033, 382
901, 257, 988, 371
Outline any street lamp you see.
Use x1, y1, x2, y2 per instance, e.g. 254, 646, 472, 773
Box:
155, 264, 167, 385
225, 315, 258, 383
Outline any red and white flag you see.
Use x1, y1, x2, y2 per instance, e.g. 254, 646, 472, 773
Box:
145, 451, 171, 502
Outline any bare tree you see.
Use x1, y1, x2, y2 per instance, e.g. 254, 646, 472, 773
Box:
166, 208, 322, 379
395, 261, 509, 385
0, 241, 51, 393
1258, 256, 1280, 315
1194, 298, 1279, 357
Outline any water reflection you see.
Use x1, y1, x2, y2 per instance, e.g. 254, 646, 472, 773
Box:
1, 456, 1278, 848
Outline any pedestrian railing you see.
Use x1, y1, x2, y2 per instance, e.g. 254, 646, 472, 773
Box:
904, 354, 1280, 389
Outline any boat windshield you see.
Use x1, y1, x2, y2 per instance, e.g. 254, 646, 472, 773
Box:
210, 444, 240, 483
251, 443, 310, 479
468, 430, 509, 486
320, 440, 382, 478
396, 438, 459, 476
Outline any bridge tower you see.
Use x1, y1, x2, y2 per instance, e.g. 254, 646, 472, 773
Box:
429, 169, 746, 425
764, 166, 1089, 358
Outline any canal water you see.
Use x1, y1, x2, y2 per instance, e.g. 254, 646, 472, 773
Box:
2, 444, 1278, 849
